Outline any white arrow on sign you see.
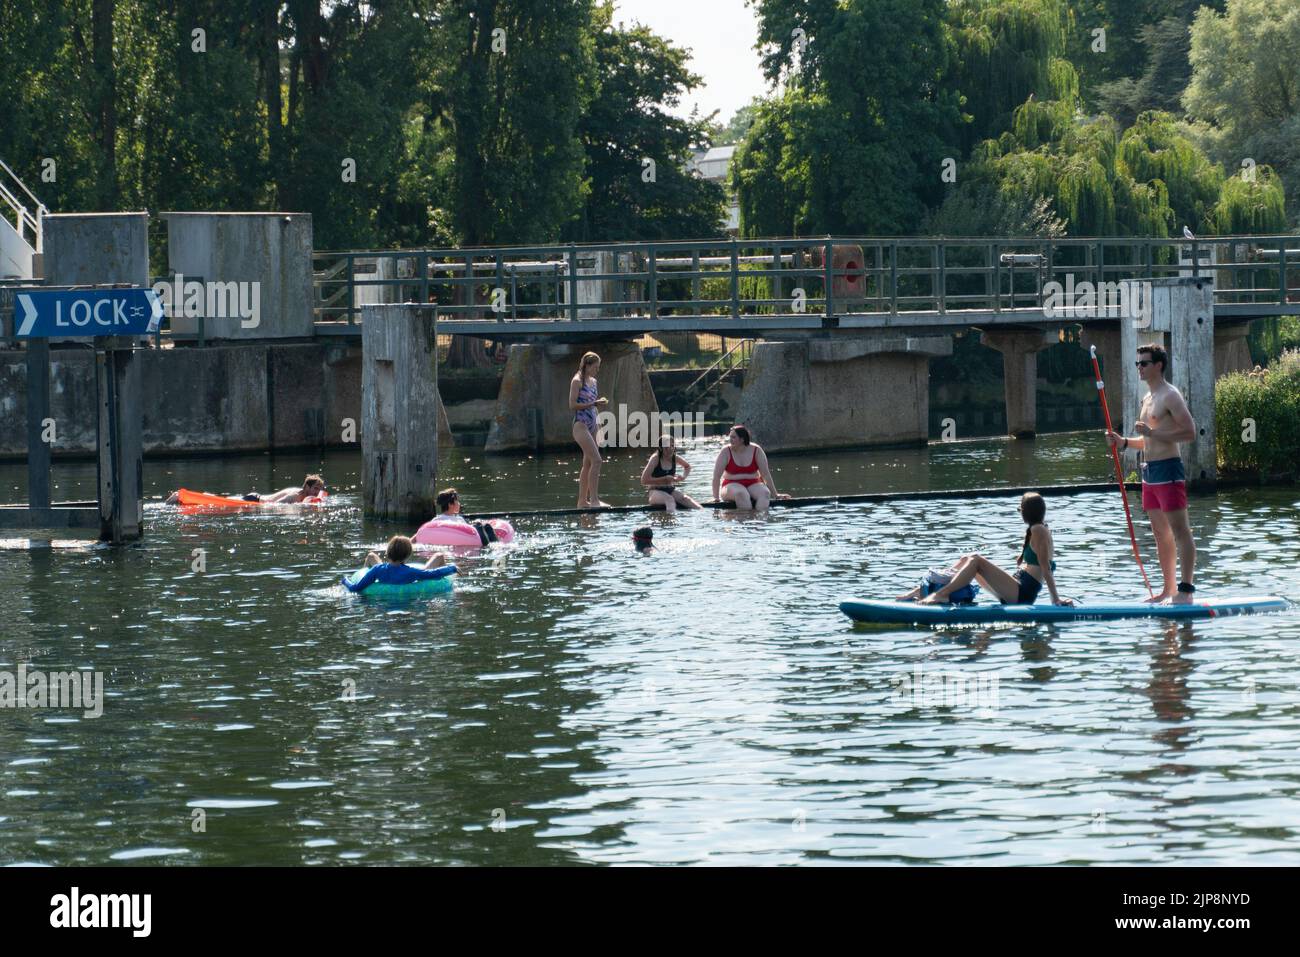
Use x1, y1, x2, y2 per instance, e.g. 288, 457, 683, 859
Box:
146, 290, 163, 331
16, 294, 37, 336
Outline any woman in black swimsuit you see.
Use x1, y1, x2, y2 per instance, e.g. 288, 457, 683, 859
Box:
641, 435, 701, 511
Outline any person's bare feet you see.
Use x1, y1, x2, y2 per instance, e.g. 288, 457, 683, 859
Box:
1170, 591, 1194, 604
1144, 591, 1174, 603
919, 593, 946, 605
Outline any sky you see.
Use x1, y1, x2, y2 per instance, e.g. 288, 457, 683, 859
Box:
612, 0, 770, 124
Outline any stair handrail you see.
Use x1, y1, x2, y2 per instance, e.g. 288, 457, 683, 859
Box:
682, 337, 754, 400
0, 157, 49, 252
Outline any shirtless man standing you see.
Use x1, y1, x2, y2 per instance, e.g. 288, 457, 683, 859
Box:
1105, 343, 1198, 603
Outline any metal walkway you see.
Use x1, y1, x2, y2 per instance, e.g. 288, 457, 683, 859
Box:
312, 234, 1300, 338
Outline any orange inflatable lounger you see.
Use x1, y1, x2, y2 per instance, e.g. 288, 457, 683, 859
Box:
175, 489, 327, 508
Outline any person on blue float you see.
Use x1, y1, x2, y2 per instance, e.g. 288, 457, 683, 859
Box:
569, 351, 609, 508
710, 425, 788, 511
343, 535, 453, 594
913, 492, 1072, 606
641, 433, 701, 511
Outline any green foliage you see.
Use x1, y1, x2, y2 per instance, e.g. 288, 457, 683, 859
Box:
565, 4, 724, 242
1215, 350, 1300, 476
1247, 316, 1300, 365
1184, 0, 1300, 224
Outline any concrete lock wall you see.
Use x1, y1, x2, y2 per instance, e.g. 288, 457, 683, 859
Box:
486, 341, 657, 452
163, 212, 315, 340
736, 336, 953, 452
42, 212, 150, 287
0, 343, 366, 458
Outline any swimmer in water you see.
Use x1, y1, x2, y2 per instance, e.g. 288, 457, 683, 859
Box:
344, 536, 452, 594
164, 474, 325, 505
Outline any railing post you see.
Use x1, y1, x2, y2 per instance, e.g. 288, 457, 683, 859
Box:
730, 241, 740, 319
649, 246, 659, 319
823, 238, 834, 320
568, 245, 578, 322
992, 242, 1000, 313
890, 242, 898, 316
937, 241, 946, 314
419, 252, 429, 305
691, 250, 701, 314
1280, 240, 1288, 304
347, 253, 356, 325
1096, 240, 1105, 288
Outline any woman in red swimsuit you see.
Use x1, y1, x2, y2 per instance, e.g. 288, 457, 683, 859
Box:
710, 424, 788, 511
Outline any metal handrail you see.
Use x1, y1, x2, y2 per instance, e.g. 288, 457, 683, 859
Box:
681, 337, 754, 403
313, 234, 1300, 326
0, 158, 48, 252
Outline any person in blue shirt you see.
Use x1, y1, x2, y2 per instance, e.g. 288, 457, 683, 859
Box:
342, 535, 455, 593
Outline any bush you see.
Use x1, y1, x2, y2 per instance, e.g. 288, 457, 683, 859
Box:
1216, 349, 1300, 478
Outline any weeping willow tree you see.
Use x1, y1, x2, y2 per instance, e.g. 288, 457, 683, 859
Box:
946, 0, 1074, 153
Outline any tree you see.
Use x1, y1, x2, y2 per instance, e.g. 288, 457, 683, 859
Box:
1183, 0, 1300, 224
566, 4, 724, 242
736, 0, 962, 236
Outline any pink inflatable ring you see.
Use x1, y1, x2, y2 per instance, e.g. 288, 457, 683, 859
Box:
412, 518, 515, 548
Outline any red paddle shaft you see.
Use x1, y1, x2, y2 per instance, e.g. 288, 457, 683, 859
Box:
1090, 346, 1154, 597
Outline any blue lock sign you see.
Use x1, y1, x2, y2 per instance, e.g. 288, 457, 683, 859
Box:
14, 288, 163, 338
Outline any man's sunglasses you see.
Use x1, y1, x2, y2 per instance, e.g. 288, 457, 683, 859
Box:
1135, 359, 1154, 367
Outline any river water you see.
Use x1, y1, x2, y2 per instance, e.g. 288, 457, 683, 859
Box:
1, 432, 1298, 865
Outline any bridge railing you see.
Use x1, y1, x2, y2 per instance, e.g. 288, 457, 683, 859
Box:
312, 235, 1300, 327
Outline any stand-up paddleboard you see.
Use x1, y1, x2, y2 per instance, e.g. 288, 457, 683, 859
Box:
840, 596, 1289, 626
175, 488, 327, 508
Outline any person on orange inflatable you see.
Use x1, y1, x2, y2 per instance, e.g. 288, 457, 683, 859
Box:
165, 474, 325, 505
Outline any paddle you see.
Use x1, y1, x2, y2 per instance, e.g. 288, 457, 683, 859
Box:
1090, 345, 1154, 598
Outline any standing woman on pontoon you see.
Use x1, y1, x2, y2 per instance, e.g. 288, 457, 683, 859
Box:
711, 425, 789, 511
570, 351, 609, 508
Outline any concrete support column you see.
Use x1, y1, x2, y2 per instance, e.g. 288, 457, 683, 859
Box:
163, 212, 314, 340
1082, 278, 1216, 487
735, 335, 953, 452
485, 340, 657, 452
1214, 322, 1253, 377
97, 341, 143, 542
361, 304, 440, 521
979, 328, 1056, 438
1162, 278, 1216, 485
43, 213, 149, 542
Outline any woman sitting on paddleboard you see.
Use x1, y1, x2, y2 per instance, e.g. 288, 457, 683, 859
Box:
710, 425, 789, 511
641, 434, 701, 512
914, 492, 1071, 606
570, 351, 609, 508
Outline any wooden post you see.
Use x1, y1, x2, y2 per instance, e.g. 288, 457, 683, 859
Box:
97, 338, 143, 542
26, 338, 51, 512
361, 303, 439, 521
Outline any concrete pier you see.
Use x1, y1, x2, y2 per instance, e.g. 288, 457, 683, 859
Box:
361, 304, 440, 521
735, 335, 953, 452
980, 328, 1056, 439
485, 340, 657, 452
163, 212, 315, 340
1081, 277, 1216, 486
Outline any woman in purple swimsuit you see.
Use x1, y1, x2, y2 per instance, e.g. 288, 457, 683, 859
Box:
569, 351, 608, 507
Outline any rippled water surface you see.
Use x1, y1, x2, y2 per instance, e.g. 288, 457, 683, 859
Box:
1, 433, 1298, 865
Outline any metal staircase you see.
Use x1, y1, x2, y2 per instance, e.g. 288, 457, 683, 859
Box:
679, 337, 754, 406
0, 157, 47, 279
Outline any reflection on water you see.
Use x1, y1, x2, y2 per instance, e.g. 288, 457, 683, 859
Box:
0, 433, 1297, 865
